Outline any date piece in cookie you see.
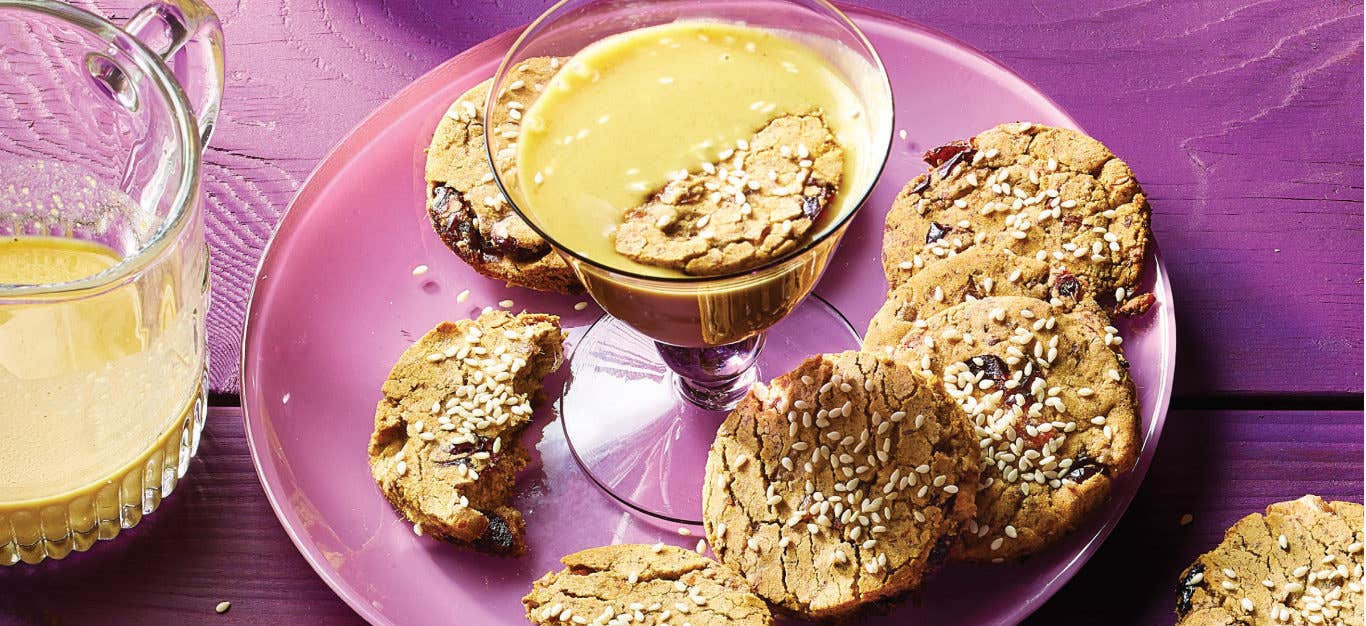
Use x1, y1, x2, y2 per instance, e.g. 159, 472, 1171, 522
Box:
702, 351, 978, 619
1177, 495, 1364, 626
368, 311, 565, 555
613, 112, 844, 276
868, 296, 1139, 562
523, 544, 773, 626
866, 245, 1100, 347
425, 57, 581, 294
882, 122, 1150, 305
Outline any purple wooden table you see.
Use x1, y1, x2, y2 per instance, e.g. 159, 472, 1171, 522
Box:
1, 0, 1361, 624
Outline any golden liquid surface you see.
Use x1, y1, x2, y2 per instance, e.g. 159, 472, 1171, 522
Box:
0, 237, 198, 504
516, 21, 870, 277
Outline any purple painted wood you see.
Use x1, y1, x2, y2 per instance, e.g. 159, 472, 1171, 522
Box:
76, 0, 1363, 397
0, 408, 1358, 624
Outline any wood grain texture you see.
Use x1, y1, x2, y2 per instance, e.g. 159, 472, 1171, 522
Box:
0, 408, 1357, 625
71, 0, 1362, 397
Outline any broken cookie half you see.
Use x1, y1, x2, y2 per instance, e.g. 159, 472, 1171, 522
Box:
368, 310, 565, 555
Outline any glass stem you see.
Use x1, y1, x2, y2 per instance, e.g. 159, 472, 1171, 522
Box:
655, 334, 766, 411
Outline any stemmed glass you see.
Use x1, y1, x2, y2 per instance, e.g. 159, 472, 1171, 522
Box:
487, 0, 892, 523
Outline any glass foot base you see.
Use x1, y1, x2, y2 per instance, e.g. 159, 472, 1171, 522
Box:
559, 295, 860, 525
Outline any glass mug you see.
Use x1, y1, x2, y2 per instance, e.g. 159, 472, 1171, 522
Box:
0, 0, 222, 564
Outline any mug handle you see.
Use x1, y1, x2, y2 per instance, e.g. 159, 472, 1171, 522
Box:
124, 0, 225, 147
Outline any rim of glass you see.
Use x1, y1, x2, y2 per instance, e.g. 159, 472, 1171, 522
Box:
486, 0, 894, 284
0, 0, 201, 299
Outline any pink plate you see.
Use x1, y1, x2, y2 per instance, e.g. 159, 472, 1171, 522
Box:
242, 7, 1175, 625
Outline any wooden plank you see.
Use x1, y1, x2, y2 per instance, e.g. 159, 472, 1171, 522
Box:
72, 0, 1362, 397
0, 408, 1357, 624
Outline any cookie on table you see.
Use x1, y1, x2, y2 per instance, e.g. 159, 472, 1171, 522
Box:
523, 544, 773, 626
368, 311, 565, 555
613, 112, 844, 275
866, 295, 1139, 561
865, 245, 1101, 348
702, 351, 978, 619
882, 122, 1151, 309
1177, 495, 1364, 626
424, 57, 581, 294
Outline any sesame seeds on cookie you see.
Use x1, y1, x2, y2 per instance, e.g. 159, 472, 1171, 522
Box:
368, 311, 565, 555
882, 122, 1151, 307
702, 351, 978, 618
867, 296, 1139, 562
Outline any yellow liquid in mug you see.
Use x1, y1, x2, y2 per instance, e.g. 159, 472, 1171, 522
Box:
517, 21, 870, 277
0, 236, 201, 506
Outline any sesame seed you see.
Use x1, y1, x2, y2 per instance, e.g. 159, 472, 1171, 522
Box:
1241, 598, 1255, 612
1279, 535, 1289, 550
677, 527, 692, 536
498, 299, 514, 308
215, 601, 231, 614
696, 538, 706, 553
1179, 513, 1194, 526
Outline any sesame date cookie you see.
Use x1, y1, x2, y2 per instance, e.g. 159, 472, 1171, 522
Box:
867, 296, 1139, 562
881, 122, 1151, 308
523, 544, 773, 626
368, 311, 565, 555
701, 351, 978, 619
1176, 496, 1364, 626
613, 112, 844, 275
865, 245, 1101, 349
425, 57, 581, 294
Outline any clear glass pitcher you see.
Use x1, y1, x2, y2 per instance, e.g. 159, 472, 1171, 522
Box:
0, 0, 223, 564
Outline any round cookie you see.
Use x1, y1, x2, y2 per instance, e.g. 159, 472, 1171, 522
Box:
368, 311, 565, 555
702, 351, 978, 619
425, 57, 581, 294
866, 296, 1139, 561
865, 245, 1102, 349
613, 112, 844, 276
523, 544, 773, 626
1177, 495, 1364, 625
882, 122, 1150, 303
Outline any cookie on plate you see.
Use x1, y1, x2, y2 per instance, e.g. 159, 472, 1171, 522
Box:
702, 351, 978, 619
865, 245, 1100, 348
424, 57, 581, 294
1177, 495, 1364, 626
368, 311, 565, 555
523, 544, 773, 626
867, 296, 1139, 561
882, 122, 1150, 307
613, 112, 844, 275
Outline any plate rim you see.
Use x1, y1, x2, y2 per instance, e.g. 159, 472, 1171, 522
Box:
239, 6, 1177, 625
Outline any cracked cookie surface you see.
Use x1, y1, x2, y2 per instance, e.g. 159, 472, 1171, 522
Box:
523, 544, 773, 626
702, 351, 978, 619
882, 122, 1150, 303
1177, 495, 1364, 626
368, 311, 565, 555
424, 57, 581, 293
613, 113, 844, 276
866, 245, 1103, 348
866, 296, 1139, 561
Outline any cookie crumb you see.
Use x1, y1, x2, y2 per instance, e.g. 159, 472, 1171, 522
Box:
215, 601, 231, 615
1180, 513, 1194, 526
412, 264, 430, 276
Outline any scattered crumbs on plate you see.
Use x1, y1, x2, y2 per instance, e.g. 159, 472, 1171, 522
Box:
215, 601, 231, 615
282, 393, 290, 405
1273, 248, 1281, 253
898, 128, 908, 140
411, 264, 430, 276
1180, 513, 1194, 526
456, 289, 471, 303
574, 301, 589, 311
